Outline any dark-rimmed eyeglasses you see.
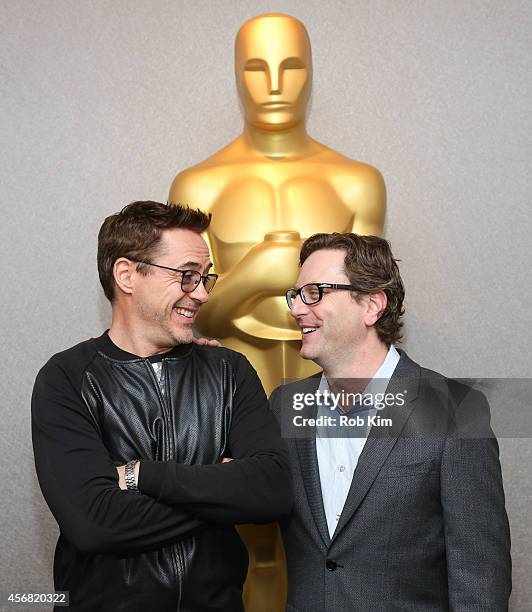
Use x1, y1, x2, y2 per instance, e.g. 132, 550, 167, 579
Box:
285, 283, 358, 309
135, 261, 218, 294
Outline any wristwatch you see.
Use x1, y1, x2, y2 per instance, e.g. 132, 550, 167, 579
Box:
124, 459, 139, 492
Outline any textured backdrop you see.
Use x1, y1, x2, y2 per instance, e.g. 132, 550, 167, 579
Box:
1, 1, 530, 610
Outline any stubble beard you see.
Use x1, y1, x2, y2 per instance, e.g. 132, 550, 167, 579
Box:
139, 302, 192, 348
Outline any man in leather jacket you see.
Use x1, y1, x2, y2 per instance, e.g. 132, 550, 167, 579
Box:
31, 200, 292, 611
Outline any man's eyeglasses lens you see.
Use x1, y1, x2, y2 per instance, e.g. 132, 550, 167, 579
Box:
181, 270, 217, 293
286, 284, 322, 308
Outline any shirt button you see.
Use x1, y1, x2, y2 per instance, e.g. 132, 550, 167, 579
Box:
336, 513, 341, 521
338, 465, 345, 472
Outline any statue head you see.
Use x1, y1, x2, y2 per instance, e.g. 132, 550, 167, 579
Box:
235, 13, 312, 131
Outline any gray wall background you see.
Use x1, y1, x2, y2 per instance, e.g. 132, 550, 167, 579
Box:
1, 0, 530, 609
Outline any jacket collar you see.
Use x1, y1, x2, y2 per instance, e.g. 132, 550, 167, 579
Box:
94, 331, 193, 362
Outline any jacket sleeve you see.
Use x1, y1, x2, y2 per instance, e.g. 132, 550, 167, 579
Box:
441, 385, 512, 611
139, 353, 292, 524
31, 359, 203, 556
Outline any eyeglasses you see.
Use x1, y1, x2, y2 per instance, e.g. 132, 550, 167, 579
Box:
135, 261, 218, 293
285, 283, 358, 309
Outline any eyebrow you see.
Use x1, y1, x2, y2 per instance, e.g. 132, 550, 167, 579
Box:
244, 58, 267, 68
244, 56, 305, 68
176, 260, 213, 272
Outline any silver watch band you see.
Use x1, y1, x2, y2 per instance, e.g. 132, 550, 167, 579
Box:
124, 459, 139, 491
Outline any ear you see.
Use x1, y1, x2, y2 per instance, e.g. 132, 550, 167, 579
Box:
364, 291, 387, 326
113, 258, 136, 297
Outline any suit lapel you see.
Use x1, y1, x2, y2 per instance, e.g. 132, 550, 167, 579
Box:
295, 435, 331, 547
330, 351, 421, 544
293, 376, 330, 547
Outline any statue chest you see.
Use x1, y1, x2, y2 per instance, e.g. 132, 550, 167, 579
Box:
208, 172, 353, 271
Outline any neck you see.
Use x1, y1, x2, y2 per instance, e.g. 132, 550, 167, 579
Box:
322, 336, 390, 381
108, 309, 173, 358
242, 122, 315, 159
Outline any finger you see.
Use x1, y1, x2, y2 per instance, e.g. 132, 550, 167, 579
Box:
192, 337, 209, 346
192, 337, 222, 347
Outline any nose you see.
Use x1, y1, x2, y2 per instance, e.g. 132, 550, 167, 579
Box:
269, 65, 281, 95
189, 281, 209, 304
289, 294, 309, 318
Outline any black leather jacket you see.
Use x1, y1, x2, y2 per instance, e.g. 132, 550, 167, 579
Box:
32, 332, 291, 611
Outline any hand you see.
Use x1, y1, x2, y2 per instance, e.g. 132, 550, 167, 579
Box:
237, 238, 302, 295
195, 235, 303, 336
116, 465, 126, 490
192, 336, 222, 348
222, 457, 233, 463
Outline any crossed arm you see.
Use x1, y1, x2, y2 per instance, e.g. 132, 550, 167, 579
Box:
32, 361, 204, 555
32, 353, 291, 556
119, 353, 292, 525
117, 457, 232, 490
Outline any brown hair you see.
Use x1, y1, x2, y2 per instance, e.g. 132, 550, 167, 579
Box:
97, 201, 211, 301
300, 233, 405, 345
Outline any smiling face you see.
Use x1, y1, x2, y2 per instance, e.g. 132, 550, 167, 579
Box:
290, 249, 374, 370
131, 228, 212, 350
235, 14, 312, 131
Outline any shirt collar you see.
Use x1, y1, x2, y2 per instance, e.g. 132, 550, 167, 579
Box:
319, 344, 400, 395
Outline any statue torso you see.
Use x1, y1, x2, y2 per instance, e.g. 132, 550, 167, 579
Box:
170, 143, 383, 340
207, 161, 355, 271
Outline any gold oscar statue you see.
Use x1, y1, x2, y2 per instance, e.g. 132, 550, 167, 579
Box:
169, 13, 386, 611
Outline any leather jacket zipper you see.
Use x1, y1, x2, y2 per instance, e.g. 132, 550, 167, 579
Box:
144, 359, 181, 607
144, 359, 174, 461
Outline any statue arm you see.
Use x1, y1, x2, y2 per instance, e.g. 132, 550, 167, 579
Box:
169, 168, 301, 338
349, 166, 386, 237
195, 265, 254, 338
196, 238, 301, 338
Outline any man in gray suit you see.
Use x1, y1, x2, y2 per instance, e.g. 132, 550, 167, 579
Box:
270, 232, 511, 611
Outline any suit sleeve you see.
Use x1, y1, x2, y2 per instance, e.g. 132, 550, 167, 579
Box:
441, 386, 512, 611
269, 386, 282, 422
139, 353, 292, 524
32, 359, 203, 556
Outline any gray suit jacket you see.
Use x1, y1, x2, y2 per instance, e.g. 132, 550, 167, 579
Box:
270, 351, 511, 612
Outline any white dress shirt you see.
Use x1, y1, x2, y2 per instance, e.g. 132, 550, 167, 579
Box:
316, 345, 400, 538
